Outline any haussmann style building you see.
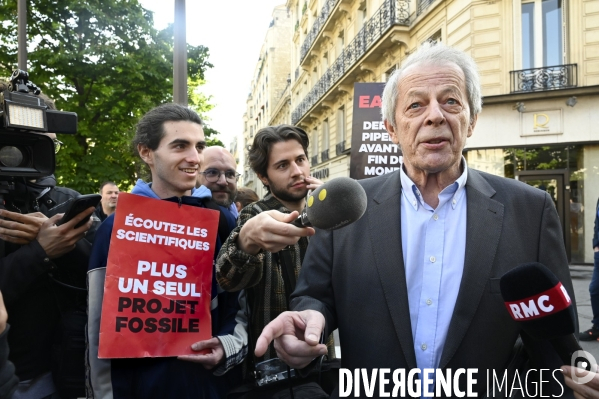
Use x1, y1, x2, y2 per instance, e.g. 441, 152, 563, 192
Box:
240, 0, 599, 264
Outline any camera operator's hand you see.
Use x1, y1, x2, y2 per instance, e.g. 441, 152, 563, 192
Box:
177, 337, 225, 370
0, 210, 47, 245
36, 207, 94, 259
0, 292, 6, 335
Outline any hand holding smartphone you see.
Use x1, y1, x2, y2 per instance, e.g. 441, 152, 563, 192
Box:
56, 194, 101, 228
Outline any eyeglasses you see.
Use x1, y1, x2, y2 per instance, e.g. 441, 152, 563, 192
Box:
199, 169, 240, 183
53, 139, 64, 154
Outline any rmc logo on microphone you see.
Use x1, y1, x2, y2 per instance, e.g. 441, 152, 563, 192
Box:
504, 283, 571, 320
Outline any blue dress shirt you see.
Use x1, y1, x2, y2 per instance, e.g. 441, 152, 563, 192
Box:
400, 158, 469, 394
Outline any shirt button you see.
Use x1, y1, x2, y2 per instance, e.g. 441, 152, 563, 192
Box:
433, 214, 439, 220
421, 343, 427, 351
413, 201, 417, 207
452, 199, 457, 205
426, 299, 433, 306
430, 256, 436, 263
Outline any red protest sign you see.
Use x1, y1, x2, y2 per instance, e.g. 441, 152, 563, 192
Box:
98, 193, 219, 358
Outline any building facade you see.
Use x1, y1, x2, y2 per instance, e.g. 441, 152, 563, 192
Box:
241, 5, 292, 198
236, 0, 599, 263
265, 0, 599, 264
465, 0, 599, 265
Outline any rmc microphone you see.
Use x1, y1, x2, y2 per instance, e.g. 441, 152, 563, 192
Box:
500, 262, 592, 371
291, 177, 367, 231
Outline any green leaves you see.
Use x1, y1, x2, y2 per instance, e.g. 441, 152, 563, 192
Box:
0, 0, 218, 193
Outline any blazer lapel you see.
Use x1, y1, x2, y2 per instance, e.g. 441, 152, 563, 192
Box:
369, 172, 418, 369
439, 169, 505, 368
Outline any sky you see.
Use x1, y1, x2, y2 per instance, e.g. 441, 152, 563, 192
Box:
139, 0, 287, 148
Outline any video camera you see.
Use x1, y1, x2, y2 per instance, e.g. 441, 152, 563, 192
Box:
0, 69, 77, 179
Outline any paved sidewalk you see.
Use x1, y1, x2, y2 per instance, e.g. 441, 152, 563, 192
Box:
570, 265, 599, 361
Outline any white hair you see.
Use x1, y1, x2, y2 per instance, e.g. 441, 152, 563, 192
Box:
381, 43, 482, 128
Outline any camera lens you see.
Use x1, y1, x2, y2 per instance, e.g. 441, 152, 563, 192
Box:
0, 146, 24, 167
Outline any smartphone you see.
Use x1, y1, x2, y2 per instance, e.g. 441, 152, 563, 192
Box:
56, 194, 102, 228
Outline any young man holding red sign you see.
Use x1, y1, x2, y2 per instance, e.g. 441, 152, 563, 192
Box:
87, 103, 246, 399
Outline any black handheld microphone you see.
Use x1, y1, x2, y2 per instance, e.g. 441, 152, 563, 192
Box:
291, 177, 367, 231
500, 262, 592, 371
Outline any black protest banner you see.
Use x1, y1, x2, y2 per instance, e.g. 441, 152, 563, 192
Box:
350, 83, 401, 180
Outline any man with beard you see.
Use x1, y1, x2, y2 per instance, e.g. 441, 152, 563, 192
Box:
216, 125, 326, 374
197, 146, 240, 218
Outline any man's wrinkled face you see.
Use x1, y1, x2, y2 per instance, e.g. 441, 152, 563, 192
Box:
198, 148, 238, 208
101, 184, 119, 210
385, 62, 476, 179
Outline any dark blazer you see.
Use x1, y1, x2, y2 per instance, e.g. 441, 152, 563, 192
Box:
291, 168, 575, 398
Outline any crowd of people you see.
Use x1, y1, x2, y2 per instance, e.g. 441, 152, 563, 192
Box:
2, 44, 599, 399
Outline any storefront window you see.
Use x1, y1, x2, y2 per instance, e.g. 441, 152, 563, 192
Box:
581, 145, 599, 263
523, 146, 569, 170
465, 144, 599, 264
464, 149, 505, 176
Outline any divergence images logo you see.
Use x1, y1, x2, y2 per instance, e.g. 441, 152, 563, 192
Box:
570, 350, 597, 385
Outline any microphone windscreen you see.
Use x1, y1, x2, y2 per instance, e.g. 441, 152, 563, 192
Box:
500, 262, 575, 339
306, 177, 367, 231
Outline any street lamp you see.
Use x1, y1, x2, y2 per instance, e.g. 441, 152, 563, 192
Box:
173, 0, 188, 106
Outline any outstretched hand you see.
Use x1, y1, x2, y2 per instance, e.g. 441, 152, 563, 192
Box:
255, 310, 327, 369
238, 210, 315, 255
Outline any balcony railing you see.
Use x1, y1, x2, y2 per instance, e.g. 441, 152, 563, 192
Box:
300, 0, 340, 64
321, 149, 329, 162
311, 154, 319, 165
417, 0, 436, 16
510, 64, 578, 93
292, 0, 410, 124
335, 141, 346, 156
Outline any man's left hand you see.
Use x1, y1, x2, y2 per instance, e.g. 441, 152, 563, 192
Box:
178, 337, 225, 370
0, 210, 47, 245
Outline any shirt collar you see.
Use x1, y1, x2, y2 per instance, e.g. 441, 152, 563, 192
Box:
400, 156, 469, 211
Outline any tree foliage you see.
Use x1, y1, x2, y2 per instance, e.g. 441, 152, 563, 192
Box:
0, 0, 220, 193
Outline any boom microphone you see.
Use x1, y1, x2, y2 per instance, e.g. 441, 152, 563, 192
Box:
500, 262, 592, 370
291, 177, 367, 231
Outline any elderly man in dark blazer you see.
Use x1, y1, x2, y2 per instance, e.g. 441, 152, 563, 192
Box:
255, 44, 577, 398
